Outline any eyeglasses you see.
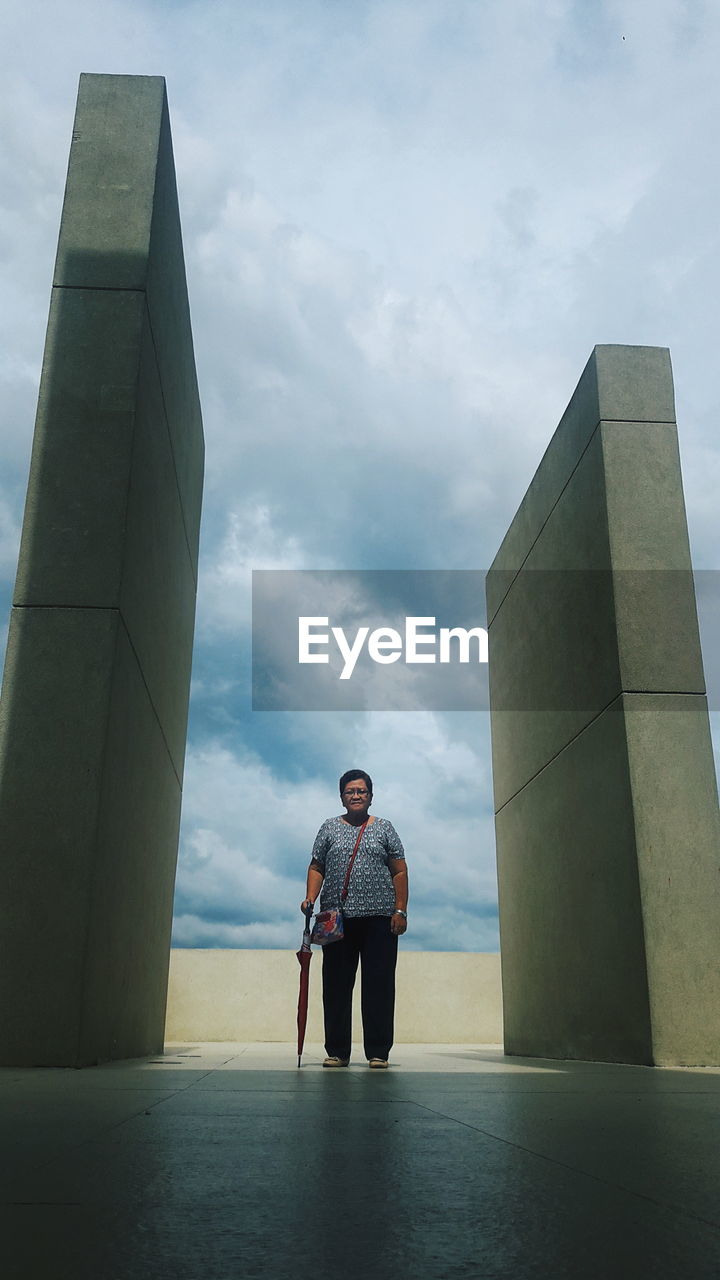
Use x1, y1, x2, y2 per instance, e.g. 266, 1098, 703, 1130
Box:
343, 788, 369, 798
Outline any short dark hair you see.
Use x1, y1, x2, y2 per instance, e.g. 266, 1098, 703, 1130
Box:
339, 769, 373, 797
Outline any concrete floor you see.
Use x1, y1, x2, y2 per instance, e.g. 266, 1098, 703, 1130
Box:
2, 1043, 720, 1279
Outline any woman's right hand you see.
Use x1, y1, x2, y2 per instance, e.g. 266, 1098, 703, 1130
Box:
301, 898, 314, 914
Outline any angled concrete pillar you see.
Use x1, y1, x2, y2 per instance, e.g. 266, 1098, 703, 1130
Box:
0, 75, 204, 1065
486, 346, 720, 1066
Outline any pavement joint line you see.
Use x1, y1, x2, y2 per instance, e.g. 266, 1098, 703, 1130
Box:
34, 1105, 173, 1171
4, 1085, 214, 1177
8, 1201, 84, 1207
410, 1100, 720, 1235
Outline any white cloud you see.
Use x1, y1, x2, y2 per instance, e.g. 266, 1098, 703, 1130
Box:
198, 502, 308, 637
174, 712, 497, 950
0, 495, 22, 581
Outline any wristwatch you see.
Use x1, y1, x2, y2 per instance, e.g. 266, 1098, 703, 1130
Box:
393, 909, 407, 918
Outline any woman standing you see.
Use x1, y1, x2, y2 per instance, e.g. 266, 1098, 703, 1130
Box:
301, 769, 408, 1068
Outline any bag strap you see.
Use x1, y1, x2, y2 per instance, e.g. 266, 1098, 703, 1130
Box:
340, 820, 368, 903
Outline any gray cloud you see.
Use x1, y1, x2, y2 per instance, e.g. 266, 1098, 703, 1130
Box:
1, 0, 718, 950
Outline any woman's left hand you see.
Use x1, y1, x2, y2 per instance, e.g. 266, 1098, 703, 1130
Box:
390, 912, 407, 936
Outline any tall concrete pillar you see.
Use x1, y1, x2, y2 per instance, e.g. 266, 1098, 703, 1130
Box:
0, 75, 204, 1065
486, 346, 720, 1066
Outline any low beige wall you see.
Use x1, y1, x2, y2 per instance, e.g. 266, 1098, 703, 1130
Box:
165, 949, 503, 1044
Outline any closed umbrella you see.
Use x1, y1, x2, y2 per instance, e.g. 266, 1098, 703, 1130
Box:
296, 903, 314, 1067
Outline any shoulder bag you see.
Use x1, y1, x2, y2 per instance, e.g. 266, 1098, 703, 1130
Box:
310, 820, 368, 945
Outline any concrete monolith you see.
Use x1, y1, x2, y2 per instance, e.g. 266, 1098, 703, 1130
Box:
0, 74, 204, 1065
486, 346, 720, 1066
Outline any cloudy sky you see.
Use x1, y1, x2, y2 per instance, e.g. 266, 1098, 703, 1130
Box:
1, 0, 719, 952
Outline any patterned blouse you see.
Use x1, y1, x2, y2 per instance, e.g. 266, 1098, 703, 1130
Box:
310, 816, 406, 917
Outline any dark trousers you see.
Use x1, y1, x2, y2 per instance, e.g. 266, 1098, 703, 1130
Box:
322, 915, 398, 1061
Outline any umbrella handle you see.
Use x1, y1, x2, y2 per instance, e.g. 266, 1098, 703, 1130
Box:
304, 902, 314, 925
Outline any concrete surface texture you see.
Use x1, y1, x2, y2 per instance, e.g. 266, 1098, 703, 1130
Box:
2, 1043, 720, 1279
165, 949, 504, 1044
486, 345, 720, 1066
0, 74, 204, 1066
